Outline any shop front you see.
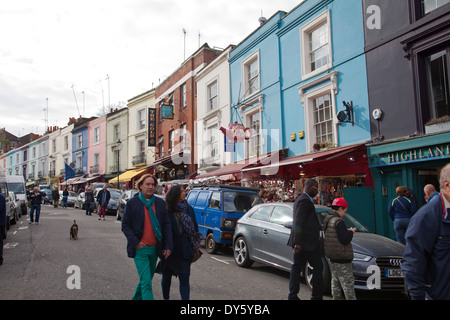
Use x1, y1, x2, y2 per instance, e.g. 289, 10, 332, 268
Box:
367, 131, 450, 239
230, 144, 375, 230
150, 153, 193, 184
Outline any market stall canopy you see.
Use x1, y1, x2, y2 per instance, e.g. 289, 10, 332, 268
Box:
108, 168, 147, 184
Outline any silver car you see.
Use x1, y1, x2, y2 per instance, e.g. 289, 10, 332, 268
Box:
233, 203, 406, 293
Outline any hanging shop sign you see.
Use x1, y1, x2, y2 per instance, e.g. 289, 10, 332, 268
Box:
219, 121, 252, 144
161, 104, 174, 119
148, 108, 156, 147
370, 143, 450, 167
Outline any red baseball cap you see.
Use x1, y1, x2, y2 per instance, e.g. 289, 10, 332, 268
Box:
332, 198, 348, 208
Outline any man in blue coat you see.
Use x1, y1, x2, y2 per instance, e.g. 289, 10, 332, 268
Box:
121, 174, 172, 300
402, 163, 450, 300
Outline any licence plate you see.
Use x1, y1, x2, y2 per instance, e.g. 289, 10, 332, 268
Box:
385, 269, 404, 278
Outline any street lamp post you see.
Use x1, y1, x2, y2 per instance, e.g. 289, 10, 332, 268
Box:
116, 139, 122, 189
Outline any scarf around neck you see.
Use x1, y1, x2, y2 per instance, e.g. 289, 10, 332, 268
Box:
176, 201, 202, 250
138, 192, 162, 242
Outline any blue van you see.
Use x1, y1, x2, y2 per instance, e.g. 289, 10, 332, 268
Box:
186, 184, 261, 254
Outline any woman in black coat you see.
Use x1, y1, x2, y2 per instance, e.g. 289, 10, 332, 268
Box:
158, 184, 202, 300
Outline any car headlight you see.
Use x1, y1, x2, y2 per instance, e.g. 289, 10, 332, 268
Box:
224, 219, 235, 229
353, 253, 372, 262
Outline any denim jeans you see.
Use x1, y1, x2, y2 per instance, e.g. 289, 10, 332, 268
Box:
29, 205, 41, 223
394, 218, 410, 245
85, 202, 92, 215
161, 260, 191, 300
132, 246, 158, 300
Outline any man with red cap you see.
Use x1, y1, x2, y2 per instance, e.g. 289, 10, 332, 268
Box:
323, 198, 357, 300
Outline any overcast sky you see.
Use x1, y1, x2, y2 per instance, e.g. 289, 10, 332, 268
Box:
0, 0, 301, 137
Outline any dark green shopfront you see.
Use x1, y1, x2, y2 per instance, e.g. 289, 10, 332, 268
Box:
366, 132, 450, 240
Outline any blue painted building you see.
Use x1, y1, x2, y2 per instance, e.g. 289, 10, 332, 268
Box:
280, 0, 370, 156
72, 118, 92, 176
227, 0, 374, 221
229, 11, 286, 163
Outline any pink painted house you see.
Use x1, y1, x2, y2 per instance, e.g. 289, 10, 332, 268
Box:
87, 115, 107, 180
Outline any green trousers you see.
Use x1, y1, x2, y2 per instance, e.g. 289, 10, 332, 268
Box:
132, 246, 158, 300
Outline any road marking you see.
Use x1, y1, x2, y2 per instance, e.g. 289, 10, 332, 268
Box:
211, 256, 230, 265
3, 242, 19, 249
18, 226, 28, 230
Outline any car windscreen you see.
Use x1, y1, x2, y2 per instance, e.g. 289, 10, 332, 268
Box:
9, 182, 25, 194
316, 208, 370, 233
110, 191, 122, 199
223, 191, 259, 213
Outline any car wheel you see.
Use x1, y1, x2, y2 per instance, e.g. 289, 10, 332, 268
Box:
304, 257, 331, 294
205, 233, 219, 254
234, 237, 254, 268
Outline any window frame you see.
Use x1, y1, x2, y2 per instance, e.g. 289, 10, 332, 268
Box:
241, 50, 260, 99
303, 82, 338, 152
300, 10, 333, 80
180, 83, 187, 109
207, 79, 218, 111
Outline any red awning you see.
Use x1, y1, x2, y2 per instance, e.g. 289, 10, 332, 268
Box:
196, 160, 249, 179
242, 144, 366, 172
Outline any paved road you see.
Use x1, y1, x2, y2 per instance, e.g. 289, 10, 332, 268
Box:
1, 205, 406, 301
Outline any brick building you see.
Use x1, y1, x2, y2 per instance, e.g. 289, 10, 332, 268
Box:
152, 43, 222, 181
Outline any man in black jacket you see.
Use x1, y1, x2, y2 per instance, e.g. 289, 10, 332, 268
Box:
28, 187, 45, 224
96, 185, 111, 221
288, 178, 323, 300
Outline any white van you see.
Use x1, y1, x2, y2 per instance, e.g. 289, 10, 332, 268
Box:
6, 175, 27, 215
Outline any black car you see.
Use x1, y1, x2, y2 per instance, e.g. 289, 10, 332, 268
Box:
116, 189, 139, 220
233, 203, 406, 293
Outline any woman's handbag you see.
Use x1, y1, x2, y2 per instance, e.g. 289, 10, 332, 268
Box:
192, 249, 203, 263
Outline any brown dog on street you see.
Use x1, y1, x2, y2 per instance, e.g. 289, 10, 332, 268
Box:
70, 220, 78, 240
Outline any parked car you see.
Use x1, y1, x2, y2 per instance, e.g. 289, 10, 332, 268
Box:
41, 189, 53, 205
186, 184, 261, 254
59, 191, 77, 207
233, 203, 406, 293
74, 192, 85, 210
0, 171, 12, 232
93, 188, 122, 216
116, 189, 139, 220
8, 191, 20, 225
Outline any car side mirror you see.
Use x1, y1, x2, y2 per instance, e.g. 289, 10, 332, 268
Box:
283, 221, 293, 229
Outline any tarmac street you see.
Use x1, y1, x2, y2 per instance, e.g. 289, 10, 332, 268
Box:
0, 204, 406, 300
